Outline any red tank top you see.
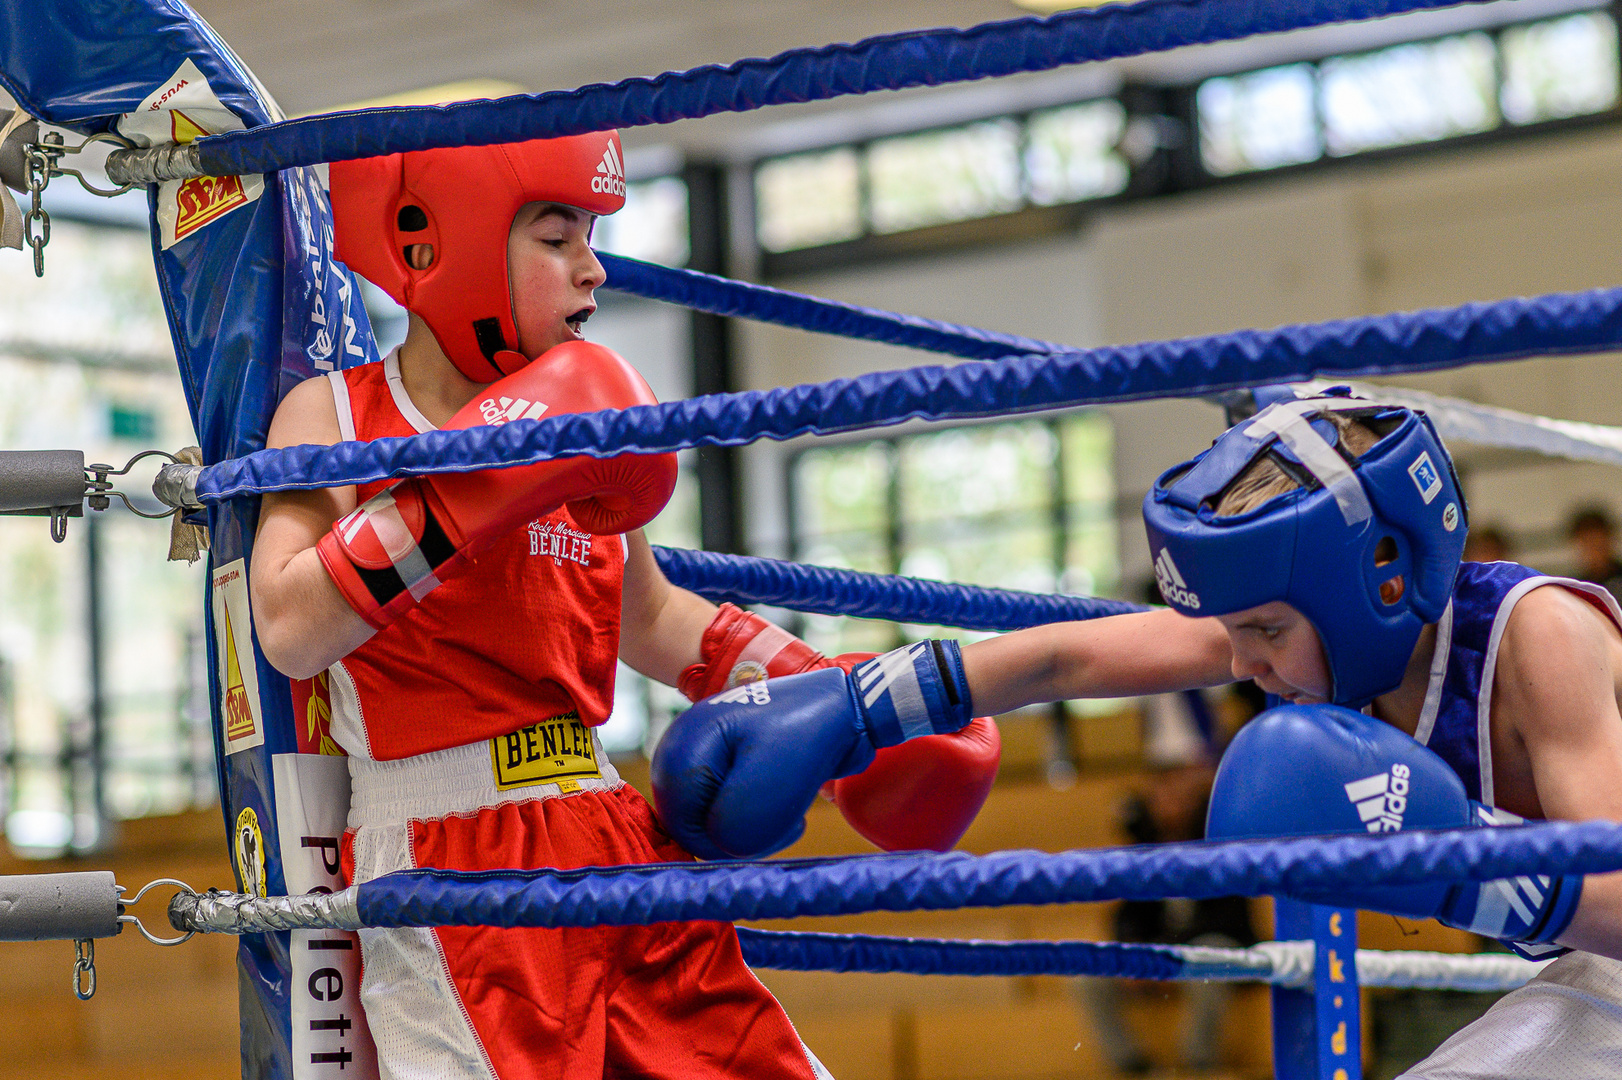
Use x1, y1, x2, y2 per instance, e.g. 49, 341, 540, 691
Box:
320, 351, 625, 761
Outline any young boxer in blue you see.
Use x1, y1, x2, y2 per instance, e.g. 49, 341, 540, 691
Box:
663, 390, 1622, 1077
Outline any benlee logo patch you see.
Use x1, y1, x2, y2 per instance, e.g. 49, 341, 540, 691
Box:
489, 712, 602, 791
529, 519, 593, 567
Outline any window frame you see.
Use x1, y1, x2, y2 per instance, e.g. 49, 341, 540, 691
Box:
750, 4, 1622, 279
784, 411, 1119, 650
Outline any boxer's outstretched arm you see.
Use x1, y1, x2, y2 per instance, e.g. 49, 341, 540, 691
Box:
961, 608, 1235, 717
249, 376, 376, 679
618, 529, 718, 687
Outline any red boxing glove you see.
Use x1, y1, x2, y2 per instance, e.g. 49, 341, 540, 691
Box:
820, 650, 999, 851
831, 716, 1001, 853
678, 603, 1001, 852
676, 602, 829, 701
317, 341, 677, 630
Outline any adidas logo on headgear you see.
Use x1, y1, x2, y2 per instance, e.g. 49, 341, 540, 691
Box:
479, 395, 549, 426
1344, 764, 1411, 832
1153, 548, 1200, 610
592, 140, 626, 197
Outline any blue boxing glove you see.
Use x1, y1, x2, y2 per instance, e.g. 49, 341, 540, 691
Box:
1208, 704, 1581, 958
651, 640, 974, 860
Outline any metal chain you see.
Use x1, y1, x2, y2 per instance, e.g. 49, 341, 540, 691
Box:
72, 938, 96, 1000
23, 135, 57, 278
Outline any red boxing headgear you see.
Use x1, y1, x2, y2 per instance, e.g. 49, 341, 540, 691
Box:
329, 131, 626, 382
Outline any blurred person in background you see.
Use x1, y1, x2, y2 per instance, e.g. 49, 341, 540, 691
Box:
1567, 504, 1622, 603
1463, 524, 1513, 564
1075, 757, 1258, 1075
1075, 601, 1259, 1075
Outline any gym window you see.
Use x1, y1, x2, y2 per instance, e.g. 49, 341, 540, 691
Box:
1198, 9, 1621, 176
0, 214, 211, 857
750, 8, 1622, 268
788, 413, 1117, 658
754, 100, 1129, 256
593, 176, 691, 267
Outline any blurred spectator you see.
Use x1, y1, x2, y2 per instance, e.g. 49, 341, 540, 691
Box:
1463, 524, 1513, 564
1567, 505, 1622, 603
1075, 762, 1257, 1074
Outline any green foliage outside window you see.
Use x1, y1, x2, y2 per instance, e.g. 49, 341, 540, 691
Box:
792, 413, 1116, 658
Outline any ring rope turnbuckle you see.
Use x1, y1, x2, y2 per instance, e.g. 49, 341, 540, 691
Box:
119, 878, 197, 947
11, 127, 136, 275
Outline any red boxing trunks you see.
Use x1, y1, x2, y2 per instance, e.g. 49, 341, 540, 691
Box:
342, 733, 832, 1080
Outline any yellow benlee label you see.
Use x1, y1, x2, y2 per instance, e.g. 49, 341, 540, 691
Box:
489, 712, 602, 791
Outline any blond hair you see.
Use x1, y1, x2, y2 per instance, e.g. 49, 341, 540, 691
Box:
1214, 412, 1379, 517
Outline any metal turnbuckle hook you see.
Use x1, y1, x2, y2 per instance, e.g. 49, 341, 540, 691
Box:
116, 878, 197, 946
86, 449, 188, 520
43, 131, 138, 198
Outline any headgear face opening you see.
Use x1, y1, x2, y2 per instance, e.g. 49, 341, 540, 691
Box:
328, 131, 626, 382
1142, 391, 1468, 707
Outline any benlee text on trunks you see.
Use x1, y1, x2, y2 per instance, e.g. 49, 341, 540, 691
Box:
489, 711, 603, 791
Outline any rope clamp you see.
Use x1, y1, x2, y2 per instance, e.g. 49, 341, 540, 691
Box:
151, 458, 205, 511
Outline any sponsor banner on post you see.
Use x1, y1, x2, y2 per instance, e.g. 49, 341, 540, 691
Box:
212, 558, 265, 755
274, 753, 377, 1080
290, 672, 344, 757
117, 58, 266, 249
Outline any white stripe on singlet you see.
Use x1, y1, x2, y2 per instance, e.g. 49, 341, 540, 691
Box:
326, 369, 356, 442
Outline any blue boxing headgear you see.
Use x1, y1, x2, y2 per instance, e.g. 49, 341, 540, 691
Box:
1142, 391, 1467, 707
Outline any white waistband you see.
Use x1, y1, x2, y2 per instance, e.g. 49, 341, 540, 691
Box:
347, 731, 623, 829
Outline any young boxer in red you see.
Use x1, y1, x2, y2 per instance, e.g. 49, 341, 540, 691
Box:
249, 130, 997, 1080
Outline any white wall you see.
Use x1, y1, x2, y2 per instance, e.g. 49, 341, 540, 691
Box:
741, 123, 1622, 582
588, 294, 692, 405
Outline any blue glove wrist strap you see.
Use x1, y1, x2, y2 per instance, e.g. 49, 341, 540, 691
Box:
1445, 804, 1583, 953
851, 640, 975, 748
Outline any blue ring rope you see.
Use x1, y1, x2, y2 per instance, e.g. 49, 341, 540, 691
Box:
192, 0, 1482, 175
194, 286, 1622, 500
651, 546, 1146, 628
734, 927, 1193, 979
601, 254, 1065, 361
352, 821, 1622, 931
